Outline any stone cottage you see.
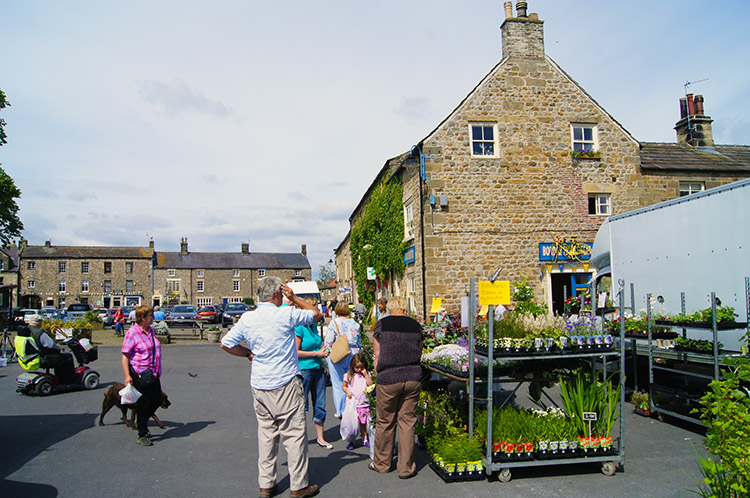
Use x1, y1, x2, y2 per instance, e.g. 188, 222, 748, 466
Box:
337, 2, 750, 320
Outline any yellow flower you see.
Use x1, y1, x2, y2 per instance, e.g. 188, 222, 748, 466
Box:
364, 384, 376, 395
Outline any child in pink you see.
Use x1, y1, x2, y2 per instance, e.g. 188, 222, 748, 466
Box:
342, 353, 373, 449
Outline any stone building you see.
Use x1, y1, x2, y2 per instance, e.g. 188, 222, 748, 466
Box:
17, 239, 155, 309
337, 2, 750, 321
152, 238, 312, 307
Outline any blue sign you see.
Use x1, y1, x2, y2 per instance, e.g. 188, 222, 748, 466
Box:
538, 241, 593, 262
403, 246, 416, 264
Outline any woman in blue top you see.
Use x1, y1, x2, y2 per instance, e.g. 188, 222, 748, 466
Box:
295, 298, 332, 449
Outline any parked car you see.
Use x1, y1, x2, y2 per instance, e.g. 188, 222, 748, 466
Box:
93, 307, 109, 323
222, 302, 249, 326
40, 306, 58, 319
102, 308, 118, 327
167, 305, 198, 325
197, 305, 222, 324
120, 305, 135, 324
66, 303, 93, 321
22, 308, 39, 324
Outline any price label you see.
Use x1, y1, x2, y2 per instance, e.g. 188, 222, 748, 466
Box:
430, 297, 442, 313
583, 412, 598, 421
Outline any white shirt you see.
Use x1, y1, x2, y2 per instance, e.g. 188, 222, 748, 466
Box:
221, 302, 315, 391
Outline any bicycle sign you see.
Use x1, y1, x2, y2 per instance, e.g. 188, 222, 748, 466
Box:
538, 236, 593, 262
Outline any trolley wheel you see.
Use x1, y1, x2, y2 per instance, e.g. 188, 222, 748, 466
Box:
498, 468, 512, 482
36, 378, 54, 396
601, 462, 616, 476
83, 372, 100, 390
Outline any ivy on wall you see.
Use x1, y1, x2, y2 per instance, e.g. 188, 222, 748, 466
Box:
350, 179, 408, 310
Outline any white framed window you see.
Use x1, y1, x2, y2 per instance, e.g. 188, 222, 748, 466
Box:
295, 269, 302, 277
104, 280, 112, 292
28, 280, 35, 289
258, 269, 266, 277
81, 280, 89, 292
233, 270, 240, 277
168, 269, 176, 277
126, 280, 133, 292
167, 279, 180, 293
126, 262, 134, 273
59, 261, 67, 273
197, 270, 204, 277
679, 181, 705, 197
470, 123, 497, 157
81, 262, 89, 274
571, 124, 598, 151
228, 297, 243, 303
233, 280, 240, 292
27, 261, 36, 270
197, 297, 212, 306
59, 280, 66, 292
403, 200, 415, 241
588, 193, 611, 215
197, 280, 204, 292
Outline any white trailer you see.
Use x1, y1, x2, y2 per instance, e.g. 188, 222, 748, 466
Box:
590, 178, 750, 350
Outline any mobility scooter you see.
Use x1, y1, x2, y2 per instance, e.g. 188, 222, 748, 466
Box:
16, 330, 100, 396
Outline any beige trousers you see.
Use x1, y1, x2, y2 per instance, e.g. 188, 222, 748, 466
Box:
252, 376, 309, 490
373, 380, 421, 477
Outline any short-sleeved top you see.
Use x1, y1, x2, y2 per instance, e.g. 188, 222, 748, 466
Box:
221, 302, 315, 390
373, 315, 423, 385
122, 323, 162, 376
324, 317, 361, 354
295, 323, 324, 370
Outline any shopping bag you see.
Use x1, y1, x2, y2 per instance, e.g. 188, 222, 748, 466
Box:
339, 397, 359, 442
119, 383, 142, 405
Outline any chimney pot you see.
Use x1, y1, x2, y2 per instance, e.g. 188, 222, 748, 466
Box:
694, 94, 705, 116
679, 98, 688, 119
516, 1, 528, 17
529, 12, 539, 20
686, 93, 696, 116
504, 1, 513, 18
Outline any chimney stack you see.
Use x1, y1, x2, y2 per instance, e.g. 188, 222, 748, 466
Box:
19, 238, 27, 251
180, 237, 188, 255
501, 1, 544, 59
675, 94, 714, 148
45, 240, 51, 247
241, 242, 249, 254
301, 244, 307, 257
149, 239, 154, 249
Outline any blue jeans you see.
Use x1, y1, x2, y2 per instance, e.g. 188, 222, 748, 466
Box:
114, 322, 123, 336
300, 367, 327, 424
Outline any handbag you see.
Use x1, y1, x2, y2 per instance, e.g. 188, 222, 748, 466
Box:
329, 320, 351, 363
130, 329, 158, 387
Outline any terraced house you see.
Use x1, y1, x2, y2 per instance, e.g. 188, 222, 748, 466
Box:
337, 1, 750, 320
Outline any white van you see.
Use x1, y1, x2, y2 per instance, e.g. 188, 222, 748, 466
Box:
286, 281, 322, 304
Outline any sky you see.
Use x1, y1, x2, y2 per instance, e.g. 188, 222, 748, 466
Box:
1, 0, 749, 279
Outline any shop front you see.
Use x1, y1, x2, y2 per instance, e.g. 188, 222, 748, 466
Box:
539, 239, 593, 315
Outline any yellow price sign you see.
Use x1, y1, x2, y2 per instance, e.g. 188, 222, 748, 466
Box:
479, 280, 511, 306
430, 297, 442, 314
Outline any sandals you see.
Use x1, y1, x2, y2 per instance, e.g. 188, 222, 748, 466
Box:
316, 440, 333, 450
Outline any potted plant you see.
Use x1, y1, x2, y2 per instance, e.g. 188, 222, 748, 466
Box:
206, 326, 221, 343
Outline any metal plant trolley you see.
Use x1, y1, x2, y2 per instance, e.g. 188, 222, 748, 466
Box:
646, 279, 750, 426
467, 278, 626, 482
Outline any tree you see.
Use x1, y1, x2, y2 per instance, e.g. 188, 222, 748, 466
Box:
316, 261, 336, 288
0, 89, 24, 246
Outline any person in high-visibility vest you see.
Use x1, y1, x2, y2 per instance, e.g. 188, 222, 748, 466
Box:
14, 326, 41, 371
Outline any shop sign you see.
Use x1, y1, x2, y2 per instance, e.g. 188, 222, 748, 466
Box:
366, 267, 376, 280
538, 241, 593, 262
403, 246, 416, 264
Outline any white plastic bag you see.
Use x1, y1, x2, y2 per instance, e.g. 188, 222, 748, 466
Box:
119, 383, 142, 405
78, 338, 92, 351
339, 396, 359, 442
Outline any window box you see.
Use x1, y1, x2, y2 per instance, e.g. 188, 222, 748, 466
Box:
570, 150, 601, 159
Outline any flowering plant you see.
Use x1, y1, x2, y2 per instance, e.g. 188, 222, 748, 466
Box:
364, 383, 377, 420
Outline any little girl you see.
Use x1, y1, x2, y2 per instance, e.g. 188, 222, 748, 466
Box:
342, 353, 373, 450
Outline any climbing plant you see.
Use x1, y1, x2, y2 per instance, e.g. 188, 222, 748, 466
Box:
350, 179, 408, 310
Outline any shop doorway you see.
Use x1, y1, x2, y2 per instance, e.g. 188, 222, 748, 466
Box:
550, 273, 591, 315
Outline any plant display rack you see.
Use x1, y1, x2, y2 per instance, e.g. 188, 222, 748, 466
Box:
466, 278, 626, 483
646, 279, 750, 426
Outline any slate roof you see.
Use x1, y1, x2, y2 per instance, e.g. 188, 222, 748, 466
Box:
640, 143, 750, 172
154, 251, 310, 270
21, 245, 154, 259
0, 247, 19, 270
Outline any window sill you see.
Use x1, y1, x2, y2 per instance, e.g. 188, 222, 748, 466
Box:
572, 155, 601, 161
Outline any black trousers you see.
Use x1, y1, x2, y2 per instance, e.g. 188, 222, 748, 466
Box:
135, 376, 162, 437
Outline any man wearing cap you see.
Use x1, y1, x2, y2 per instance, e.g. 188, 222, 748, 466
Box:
27, 314, 76, 380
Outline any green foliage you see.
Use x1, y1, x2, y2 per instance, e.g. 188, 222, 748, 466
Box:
242, 297, 255, 306
350, 179, 407, 310
0, 89, 23, 246
84, 310, 102, 323
513, 276, 547, 317
416, 389, 463, 440
428, 432, 483, 464
558, 369, 620, 437
691, 357, 750, 496
316, 261, 336, 288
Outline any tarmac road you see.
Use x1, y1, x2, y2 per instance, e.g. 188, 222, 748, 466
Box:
0, 344, 707, 497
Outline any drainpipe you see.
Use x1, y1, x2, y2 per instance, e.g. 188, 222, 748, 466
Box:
410, 144, 433, 321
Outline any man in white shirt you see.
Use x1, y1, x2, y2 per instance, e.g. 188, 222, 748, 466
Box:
221, 277, 322, 498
